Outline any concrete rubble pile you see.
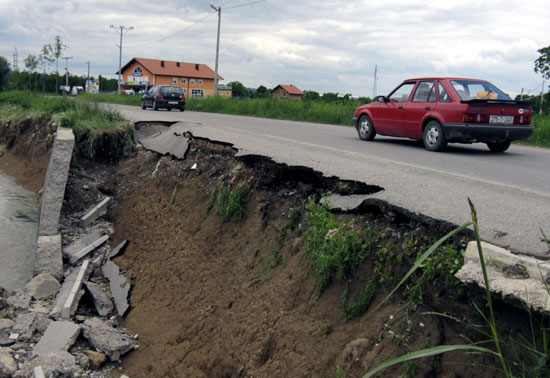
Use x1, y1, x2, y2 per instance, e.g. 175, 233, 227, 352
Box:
0, 128, 136, 377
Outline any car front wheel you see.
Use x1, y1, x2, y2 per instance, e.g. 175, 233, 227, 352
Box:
141, 100, 146, 110
487, 140, 511, 153
423, 121, 447, 152
357, 115, 376, 141
153, 100, 159, 111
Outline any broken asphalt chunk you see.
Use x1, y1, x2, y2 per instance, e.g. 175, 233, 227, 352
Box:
82, 318, 137, 361
102, 260, 131, 317
84, 281, 114, 317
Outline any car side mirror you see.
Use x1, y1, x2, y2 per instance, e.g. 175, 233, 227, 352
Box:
376, 95, 387, 103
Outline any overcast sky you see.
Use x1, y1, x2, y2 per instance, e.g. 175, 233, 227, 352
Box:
1, 0, 549, 97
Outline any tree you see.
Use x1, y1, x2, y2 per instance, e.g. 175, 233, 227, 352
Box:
534, 45, 550, 80
42, 35, 66, 93
0, 56, 11, 91
24, 54, 39, 90
302, 90, 320, 101
227, 81, 248, 97
255, 85, 269, 98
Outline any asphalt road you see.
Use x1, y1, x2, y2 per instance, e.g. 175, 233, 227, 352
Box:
109, 104, 550, 255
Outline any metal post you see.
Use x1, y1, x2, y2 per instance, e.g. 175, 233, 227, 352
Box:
541, 80, 545, 115
61, 56, 73, 88
111, 25, 133, 94
210, 3, 221, 97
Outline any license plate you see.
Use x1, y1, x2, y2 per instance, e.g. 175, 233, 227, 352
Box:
489, 115, 513, 125
168, 101, 178, 104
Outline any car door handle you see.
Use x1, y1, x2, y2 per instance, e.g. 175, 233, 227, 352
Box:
398, 106, 404, 109
425, 106, 431, 110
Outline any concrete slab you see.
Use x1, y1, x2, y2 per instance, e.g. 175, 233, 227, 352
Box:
134, 123, 189, 159
32, 321, 80, 357
80, 197, 111, 228
84, 281, 114, 317
105, 240, 128, 260
38, 127, 74, 236
35, 234, 63, 280
456, 241, 550, 313
102, 260, 131, 317
66, 235, 109, 264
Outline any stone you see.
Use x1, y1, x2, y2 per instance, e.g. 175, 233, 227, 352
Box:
84, 281, 114, 317
12, 313, 38, 340
50, 261, 91, 320
7, 290, 31, 311
33, 366, 45, 378
15, 351, 81, 378
456, 241, 550, 313
80, 197, 111, 228
0, 346, 17, 378
32, 321, 80, 357
82, 317, 137, 361
0, 320, 13, 331
38, 128, 75, 236
82, 349, 107, 370
102, 260, 131, 317
34, 234, 63, 280
25, 274, 60, 299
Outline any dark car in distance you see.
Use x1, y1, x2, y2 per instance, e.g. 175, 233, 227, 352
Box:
353, 77, 534, 152
142, 86, 186, 111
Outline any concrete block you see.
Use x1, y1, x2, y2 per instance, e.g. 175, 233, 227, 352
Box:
61, 259, 90, 319
32, 321, 80, 357
82, 317, 136, 361
38, 128, 75, 236
35, 234, 63, 280
34, 366, 46, 378
80, 197, 111, 228
25, 274, 60, 299
66, 235, 109, 264
456, 241, 550, 313
50, 261, 91, 320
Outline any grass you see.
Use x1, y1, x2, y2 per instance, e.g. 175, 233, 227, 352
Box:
516, 114, 550, 148
205, 182, 250, 223
0, 91, 134, 160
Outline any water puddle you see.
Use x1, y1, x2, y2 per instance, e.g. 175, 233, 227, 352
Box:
0, 171, 38, 290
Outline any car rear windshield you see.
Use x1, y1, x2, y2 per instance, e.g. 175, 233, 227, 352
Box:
451, 80, 511, 101
160, 86, 183, 94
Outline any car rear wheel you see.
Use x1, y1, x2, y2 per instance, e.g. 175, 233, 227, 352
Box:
487, 140, 511, 153
179, 107, 185, 112
357, 115, 376, 141
153, 100, 159, 111
423, 121, 447, 152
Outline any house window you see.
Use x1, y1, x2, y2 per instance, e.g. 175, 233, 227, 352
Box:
183, 88, 187, 93
198, 79, 203, 86
172, 77, 178, 84
191, 89, 204, 98
190, 79, 196, 85
181, 78, 187, 84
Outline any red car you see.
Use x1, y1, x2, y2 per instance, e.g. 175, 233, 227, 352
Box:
353, 77, 534, 152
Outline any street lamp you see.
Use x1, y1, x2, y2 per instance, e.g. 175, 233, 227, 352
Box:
210, 3, 221, 97
111, 25, 133, 94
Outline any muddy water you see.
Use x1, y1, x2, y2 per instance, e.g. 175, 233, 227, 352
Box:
0, 172, 38, 290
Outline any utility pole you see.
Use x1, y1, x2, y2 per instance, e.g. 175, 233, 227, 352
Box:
61, 56, 73, 87
372, 64, 378, 99
541, 80, 545, 115
210, 3, 221, 97
110, 25, 133, 93
13, 47, 18, 71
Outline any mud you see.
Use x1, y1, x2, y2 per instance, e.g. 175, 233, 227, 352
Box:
0, 118, 539, 378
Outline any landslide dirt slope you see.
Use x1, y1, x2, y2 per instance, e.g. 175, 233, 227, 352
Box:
0, 119, 532, 378
104, 136, 514, 378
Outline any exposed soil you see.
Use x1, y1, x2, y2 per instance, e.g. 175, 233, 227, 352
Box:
0, 118, 539, 378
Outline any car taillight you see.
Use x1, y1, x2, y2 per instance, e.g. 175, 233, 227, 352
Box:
515, 115, 532, 124
157, 94, 164, 99
462, 113, 487, 123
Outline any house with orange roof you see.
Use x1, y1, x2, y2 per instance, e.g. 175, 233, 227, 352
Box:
117, 57, 231, 98
272, 84, 303, 100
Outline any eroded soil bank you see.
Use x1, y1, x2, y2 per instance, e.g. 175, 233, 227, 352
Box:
0, 118, 540, 378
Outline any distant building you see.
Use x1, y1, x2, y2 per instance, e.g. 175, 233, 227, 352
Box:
272, 84, 303, 100
217, 84, 233, 98
117, 57, 230, 98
